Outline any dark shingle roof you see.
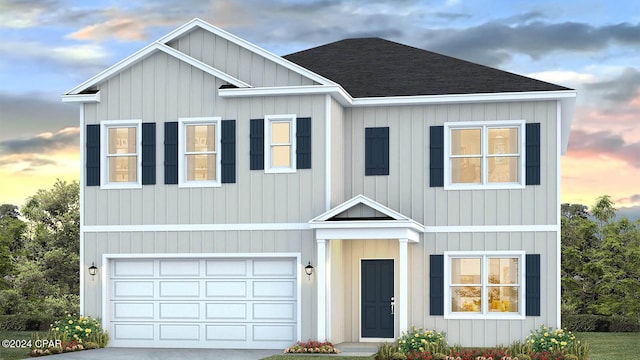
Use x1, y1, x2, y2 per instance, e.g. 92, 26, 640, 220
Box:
284, 38, 570, 98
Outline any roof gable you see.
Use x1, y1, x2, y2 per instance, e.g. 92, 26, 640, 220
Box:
311, 194, 417, 223
284, 38, 571, 98
65, 18, 335, 95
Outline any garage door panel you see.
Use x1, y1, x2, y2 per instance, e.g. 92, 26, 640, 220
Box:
253, 280, 295, 298
160, 324, 200, 341
159, 281, 200, 297
206, 260, 248, 276
109, 257, 298, 349
206, 281, 247, 297
114, 324, 154, 340
113, 302, 154, 319
159, 260, 200, 276
206, 303, 247, 319
113, 281, 154, 298
159, 303, 200, 319
253, 259, 295, 276
253, 302, 295, 320
113, 260, 154, 277
206, 324, 248, 341
253, 324, 295, 341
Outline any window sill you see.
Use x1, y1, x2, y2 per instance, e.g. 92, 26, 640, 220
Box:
444, 183, 525, 190
178, 181, 222, 188
444, 313, 526, 320
100, 183, 142, 190
265, 168, 297, 174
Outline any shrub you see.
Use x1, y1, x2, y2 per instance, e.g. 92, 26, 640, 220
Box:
50, 313, 107, 345
508, 340, 532, 356
406, 351, 434, 360
565, 341, 589, 360
562, 314, 610, 332
563, 355, 578, 360
284, 340, 339, 354
392, 352, 408, 360
432, 353, 448, 360
377, 343, 399, 360
607, 315, 640, 332
526, 324, 575, 353
398, 327, 447, 354
514, 354, 531, 360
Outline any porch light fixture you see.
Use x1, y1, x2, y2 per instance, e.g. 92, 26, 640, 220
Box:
88, 262, 98, 277
304, 261, 314, 279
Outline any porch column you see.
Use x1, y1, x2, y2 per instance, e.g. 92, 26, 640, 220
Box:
399, 238, 409, 334
317, 239, 327, 340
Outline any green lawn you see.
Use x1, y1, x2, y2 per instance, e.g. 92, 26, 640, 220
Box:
575, 332, 640, 360
0, 331, 45, 360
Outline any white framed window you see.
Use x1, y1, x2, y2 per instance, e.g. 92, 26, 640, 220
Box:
265, 114, 296, 173
444, 251, 525, 320
178, 117, 221, 187
101, 120, 142, 189
444, 120, 525, 190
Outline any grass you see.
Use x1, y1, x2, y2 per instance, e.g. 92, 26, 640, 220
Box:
575, 332, 640, 360
0, 331, 46, 360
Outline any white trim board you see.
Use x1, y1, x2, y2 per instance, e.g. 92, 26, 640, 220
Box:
82, 223, 559, 233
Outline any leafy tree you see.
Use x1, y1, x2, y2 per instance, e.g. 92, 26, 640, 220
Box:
0, 180, 80, 328
561, 197, 640, 320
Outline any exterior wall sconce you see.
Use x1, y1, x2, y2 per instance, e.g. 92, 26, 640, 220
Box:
304, 261, 314, 279
88, 262, 98, 276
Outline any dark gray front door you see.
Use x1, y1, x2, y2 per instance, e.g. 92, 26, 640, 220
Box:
361, 259, 394, 338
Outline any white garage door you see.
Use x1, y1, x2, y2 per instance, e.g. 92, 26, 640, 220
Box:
107, 257, 298, 349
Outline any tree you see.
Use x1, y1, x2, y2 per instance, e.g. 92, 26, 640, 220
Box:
0, 180, 80, 328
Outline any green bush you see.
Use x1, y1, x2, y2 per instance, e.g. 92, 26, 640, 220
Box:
508, 340, 532, 356
514, 354, 531, 360
607, 315, 640, 332
562, 314, 610, 332
391, 352, 407, 360
50, 313, 108, 347
397, 327, 447, 354
565, 340, 590, 360
376, 343, 399, 360
525, 324, 576, 353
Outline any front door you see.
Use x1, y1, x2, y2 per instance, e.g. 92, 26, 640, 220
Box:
361, 259, 394, 338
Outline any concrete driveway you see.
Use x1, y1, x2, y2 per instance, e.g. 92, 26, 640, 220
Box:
47, 347, 282, 360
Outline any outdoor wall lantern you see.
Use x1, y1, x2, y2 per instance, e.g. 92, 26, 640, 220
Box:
88, 262, 98, 277
304, 261, 314, 279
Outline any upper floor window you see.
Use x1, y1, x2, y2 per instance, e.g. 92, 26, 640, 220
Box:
178, 117, 221, 187
101, 120, 141, 189
444, 251, 525, 320
265, 115, 296, 173
444, 121, 525, 189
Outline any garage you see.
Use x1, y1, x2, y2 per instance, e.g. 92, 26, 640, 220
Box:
105, 256, 299, 349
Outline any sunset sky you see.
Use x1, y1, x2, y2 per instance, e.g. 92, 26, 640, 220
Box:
1, 0, 639, 218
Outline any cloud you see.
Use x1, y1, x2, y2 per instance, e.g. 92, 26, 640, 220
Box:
583, 67, 640, 103
0, 0, 60, 28
0, 127, 79, 156
0, 93, 78, 140
0, 41, 109, 67
567, 129, 640, 168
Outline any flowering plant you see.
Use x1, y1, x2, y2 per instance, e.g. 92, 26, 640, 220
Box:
50, 313, 105, 344
284, 340, 340, 354
526, 324, 576, 353
398, 327, 447, 354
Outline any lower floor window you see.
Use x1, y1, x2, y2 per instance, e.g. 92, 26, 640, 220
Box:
445, 251, 524, 318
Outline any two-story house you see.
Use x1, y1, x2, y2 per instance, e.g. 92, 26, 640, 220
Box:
62, 18, 576, 349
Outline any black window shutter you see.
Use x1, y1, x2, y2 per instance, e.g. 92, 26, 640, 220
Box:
430, 254, 445, 316
142, 123, 156, 185
526, 123, 541, 185
526, 254, 541, 316
164, 122, 178, 185
430, 126, 444, 187
250, 119, 264, 170
86, 124, 100, 186
221, 120, 236, 183
296, 117, 311, 169
365, 127, 389, 175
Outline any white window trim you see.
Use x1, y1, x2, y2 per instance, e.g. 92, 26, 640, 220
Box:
264, 114, 297, 173
100, 119, 142, 189
178, 117, 222, 188
444, 120, 526, 190
444, 251, 526, 320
